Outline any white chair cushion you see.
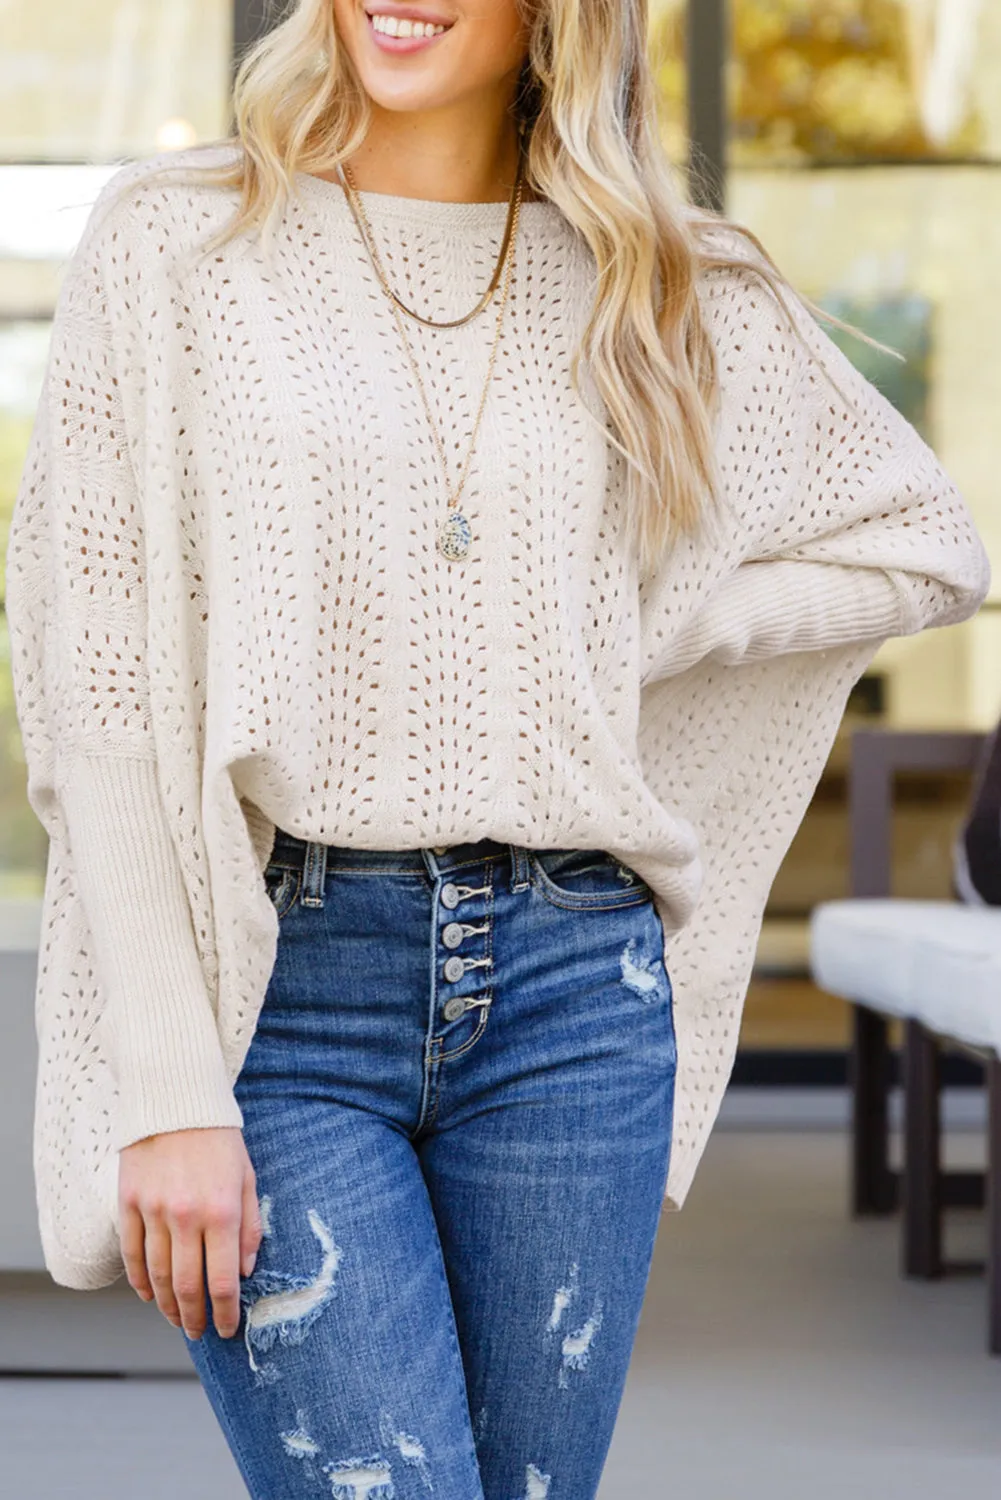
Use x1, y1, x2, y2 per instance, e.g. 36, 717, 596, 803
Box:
810, 899, 1001, 1055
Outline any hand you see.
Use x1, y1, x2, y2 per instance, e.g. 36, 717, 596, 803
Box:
118, 1126, 263, 1341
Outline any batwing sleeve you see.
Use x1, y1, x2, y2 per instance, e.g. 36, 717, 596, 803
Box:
641, 267, 991, 682
3, 177, 244, 1152
635, 256, 991, 1211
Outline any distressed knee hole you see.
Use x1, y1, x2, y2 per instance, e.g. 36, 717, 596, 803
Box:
279, 1410, 320, 1459
546, 1262, 579, 1331
378, 1410, 432, 1490
520, 1463, 551, 1499
559, 1297, 604, 1388
323, 1455, 394, 1500
241, 1206, 342, 1378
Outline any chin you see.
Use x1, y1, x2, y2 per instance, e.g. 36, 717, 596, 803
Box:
360, 80, 455, 116
355, 65, 461, 116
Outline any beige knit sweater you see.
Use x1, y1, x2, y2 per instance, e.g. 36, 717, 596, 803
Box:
4, 146, 990, 1289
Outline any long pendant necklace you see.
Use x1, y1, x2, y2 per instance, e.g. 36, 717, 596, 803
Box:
336, 146, 525, 562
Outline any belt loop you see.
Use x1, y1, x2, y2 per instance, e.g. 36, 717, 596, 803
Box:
509, 844, 531, 891
302, 840, 327, 908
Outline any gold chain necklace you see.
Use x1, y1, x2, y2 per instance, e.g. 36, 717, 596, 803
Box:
337, 154, 524, 562
337, 137, 526, 329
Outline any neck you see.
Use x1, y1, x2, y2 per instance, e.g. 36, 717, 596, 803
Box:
336, 99, 536, 204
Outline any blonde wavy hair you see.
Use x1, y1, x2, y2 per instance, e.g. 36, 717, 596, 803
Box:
107, 0, 857, 575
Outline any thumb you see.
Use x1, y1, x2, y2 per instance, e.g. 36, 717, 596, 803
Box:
240, 1170, 263, 1278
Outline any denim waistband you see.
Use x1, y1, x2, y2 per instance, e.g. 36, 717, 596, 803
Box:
267, 824, 535, 891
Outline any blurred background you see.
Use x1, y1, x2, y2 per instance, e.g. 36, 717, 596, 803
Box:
2, 4, 1000, 1497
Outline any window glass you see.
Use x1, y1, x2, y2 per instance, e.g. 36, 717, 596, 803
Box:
0, 1, 232, 160
729, 0, 1001, 733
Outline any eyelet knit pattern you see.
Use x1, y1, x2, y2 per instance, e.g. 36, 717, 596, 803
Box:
4, 145, 990, 1288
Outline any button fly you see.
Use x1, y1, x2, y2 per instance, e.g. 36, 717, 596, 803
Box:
443, 955, 466, 982
442, 996, 467, 1022
442, 922, 465, 949
441, 883, 461, 909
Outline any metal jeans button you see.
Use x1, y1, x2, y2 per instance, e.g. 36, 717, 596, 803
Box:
442, 996, 467, 1022
442, 922, 465, 949
440, 882, 461, 909
443, 955, 466, 983
432, 845, 448, 854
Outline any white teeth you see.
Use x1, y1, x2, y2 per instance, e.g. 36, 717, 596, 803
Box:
370, 13, 447, 38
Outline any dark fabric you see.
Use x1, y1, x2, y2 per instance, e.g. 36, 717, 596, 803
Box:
954, 720, 1001, 905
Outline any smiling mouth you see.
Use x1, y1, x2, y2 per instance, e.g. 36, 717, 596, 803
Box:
364, 10, 456, 42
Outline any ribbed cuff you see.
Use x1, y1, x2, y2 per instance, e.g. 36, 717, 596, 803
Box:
655, 561, 908, 677
56, 752, 244, 1151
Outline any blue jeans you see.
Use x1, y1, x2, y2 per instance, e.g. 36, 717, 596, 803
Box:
181, 833, 677, 1500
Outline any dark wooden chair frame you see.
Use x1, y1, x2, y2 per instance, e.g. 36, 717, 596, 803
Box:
847, 729, 1001, 1354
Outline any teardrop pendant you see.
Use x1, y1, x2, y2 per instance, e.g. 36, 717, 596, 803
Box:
437, 512, 472, 561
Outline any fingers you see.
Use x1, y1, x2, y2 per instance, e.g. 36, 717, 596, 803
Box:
204, 1215, 243, 1341
129, 1203, 246, 1342
120, 1201, 154, 1301
240, 1167, 263, 1278
116, 1127, 256, 1341
170, 1214, 209, 1340
143, 1217, 183, 1329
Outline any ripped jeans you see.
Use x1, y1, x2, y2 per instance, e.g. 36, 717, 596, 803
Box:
181, 832, 677, 1500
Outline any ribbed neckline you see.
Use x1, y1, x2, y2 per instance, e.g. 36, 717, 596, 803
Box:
292, 169, 565, 231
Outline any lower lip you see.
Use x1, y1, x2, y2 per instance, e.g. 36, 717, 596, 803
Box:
366, 14, 453, 53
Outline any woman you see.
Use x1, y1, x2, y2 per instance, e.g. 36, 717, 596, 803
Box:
4, 1, 990, 1497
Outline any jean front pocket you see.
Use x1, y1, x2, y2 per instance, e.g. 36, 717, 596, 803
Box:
528, 849, 654, 911
263, 861, 301, 920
